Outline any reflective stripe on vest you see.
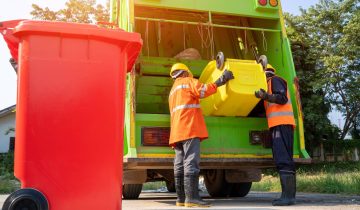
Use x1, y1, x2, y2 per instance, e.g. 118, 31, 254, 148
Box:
200, 84, 207, 99
172, 104, 200, 113
265, 76, 295, 128
267, 111, 295, 118
169, 84, 190, 97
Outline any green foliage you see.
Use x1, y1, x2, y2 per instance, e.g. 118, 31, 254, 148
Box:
143, 181, 166, 191
297, 172, 360, 194
287, 0, 360, 140
31, 0, 110, 24
285, 13, 340, 151
0, 153, 19, 193
350, 113, 360, 139
251, 176, 281, 192
297, 161, 360, 174
0, 176, 20, 194
4, 127, 15, 135
254, 162, 360, 195
0, 153, 15, 176
322, 139, 360, 153
262, 162, 360, 176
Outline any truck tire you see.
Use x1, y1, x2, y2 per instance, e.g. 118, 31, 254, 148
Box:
166, 180, 176, 192
122, 184, 142, 199
204, 169, 229, 197
229, 182, 252, 197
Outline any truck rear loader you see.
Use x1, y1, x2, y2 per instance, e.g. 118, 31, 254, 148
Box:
111, 0, 311, 199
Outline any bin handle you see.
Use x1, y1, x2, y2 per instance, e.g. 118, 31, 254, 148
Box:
0, 19, 26, 31
216, 51, 225, 71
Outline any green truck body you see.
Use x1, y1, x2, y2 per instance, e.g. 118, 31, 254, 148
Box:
110, 0, 311, 199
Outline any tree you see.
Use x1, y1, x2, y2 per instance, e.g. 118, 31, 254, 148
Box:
287, 0, 360, 140
31, 0, 110, 24
350, 113, 360, 139
285, 13, 340, 152
5, 128, 15, 135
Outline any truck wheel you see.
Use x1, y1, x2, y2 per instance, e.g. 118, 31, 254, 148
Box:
204, 169, 229, 197
165, 180, 176, 192
229, 182, 252, 197
122, 184, 142, 199
2, 188, 48, 210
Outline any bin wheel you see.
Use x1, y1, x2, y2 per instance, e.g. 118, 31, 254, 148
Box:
165, 180, 176, 193
2, 188, 48, 210
216, 52, 225, 70
204, 169, 229, 197
122, 184, 142, 200
229, 182, 252, 197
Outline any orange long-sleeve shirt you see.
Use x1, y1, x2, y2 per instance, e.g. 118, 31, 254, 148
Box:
168, 77, 217, 146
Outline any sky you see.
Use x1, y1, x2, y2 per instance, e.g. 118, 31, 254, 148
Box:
1, 0, 343, 127
0, 0, 107, 109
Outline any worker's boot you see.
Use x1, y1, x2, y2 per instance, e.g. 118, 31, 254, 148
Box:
272, 173, 296, 206
272, 173, 285, 203
184, 174, 211, 208
174, 174, 185, 206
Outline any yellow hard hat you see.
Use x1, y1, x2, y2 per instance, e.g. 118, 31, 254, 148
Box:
265, 64, 276, 74
170, 63, 193, 78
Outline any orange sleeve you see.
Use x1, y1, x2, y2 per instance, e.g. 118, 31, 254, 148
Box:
190, 79, 217, 99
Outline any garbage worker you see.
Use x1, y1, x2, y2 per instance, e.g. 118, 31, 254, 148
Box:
169, 63, 234, 208
255, 63, 296, 206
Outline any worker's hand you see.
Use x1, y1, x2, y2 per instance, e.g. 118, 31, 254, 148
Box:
223, 69, 235, 81
255, 88, 268, 100
215, 69, 234, 87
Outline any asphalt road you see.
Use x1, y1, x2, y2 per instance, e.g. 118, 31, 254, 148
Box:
123, 191, 360, 210
1, 191, 359, 210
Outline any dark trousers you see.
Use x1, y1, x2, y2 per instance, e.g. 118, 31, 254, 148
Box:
174, 138, 200, 176
271, 125, 295, 174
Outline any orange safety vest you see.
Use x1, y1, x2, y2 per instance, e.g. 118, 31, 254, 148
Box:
168, 77, 217, 146
264, 76, 296, 128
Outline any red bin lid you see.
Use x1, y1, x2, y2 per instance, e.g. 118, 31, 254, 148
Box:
3, 20, 143, 72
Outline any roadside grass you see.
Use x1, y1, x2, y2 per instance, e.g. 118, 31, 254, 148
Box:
253, 162, 360, 195
0, 173, 20, 194
143, 181, 166, 191
0, 153, 20, 194
1, 154, 359, 195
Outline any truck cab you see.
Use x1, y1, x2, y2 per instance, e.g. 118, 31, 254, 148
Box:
110, 0, 311, 199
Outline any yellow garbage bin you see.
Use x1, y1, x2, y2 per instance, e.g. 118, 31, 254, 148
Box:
199, 59, 267, 116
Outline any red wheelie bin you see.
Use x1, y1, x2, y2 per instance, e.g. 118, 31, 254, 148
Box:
1, 20, 142, 210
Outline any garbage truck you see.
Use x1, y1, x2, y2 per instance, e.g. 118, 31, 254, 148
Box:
111, 0, 311, 199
